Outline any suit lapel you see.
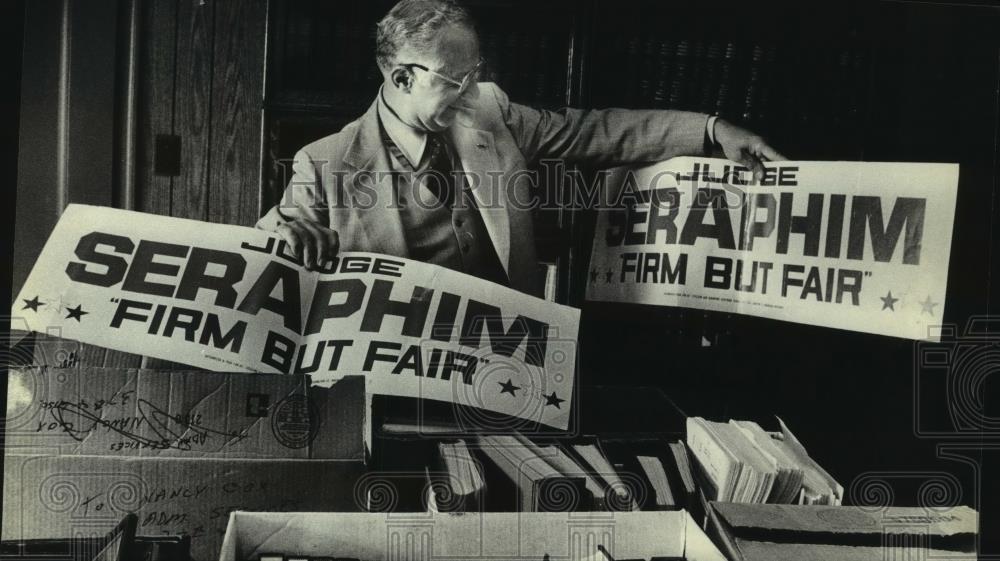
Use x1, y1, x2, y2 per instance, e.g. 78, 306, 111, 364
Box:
449, 125, 512, 272
343, 100, 409, 259
340, 97, 512, 271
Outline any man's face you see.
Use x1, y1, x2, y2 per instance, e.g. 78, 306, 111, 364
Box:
402, 23, 481, 132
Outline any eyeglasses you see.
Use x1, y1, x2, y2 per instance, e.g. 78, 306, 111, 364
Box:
401, 58, 484, 92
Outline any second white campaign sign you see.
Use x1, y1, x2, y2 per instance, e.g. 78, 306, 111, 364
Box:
587, 157, 958, 341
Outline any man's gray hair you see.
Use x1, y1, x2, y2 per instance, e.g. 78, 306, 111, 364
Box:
375, 0, 474, 71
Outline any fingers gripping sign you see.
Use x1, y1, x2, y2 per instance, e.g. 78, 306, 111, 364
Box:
276, 219, 340, 271
713, 118, 787, 181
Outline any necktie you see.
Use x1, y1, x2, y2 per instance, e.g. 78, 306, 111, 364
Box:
425, 133, 457, 209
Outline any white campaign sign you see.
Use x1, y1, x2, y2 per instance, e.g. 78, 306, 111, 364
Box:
586, 158, 958, 341
14, 205, 580, 429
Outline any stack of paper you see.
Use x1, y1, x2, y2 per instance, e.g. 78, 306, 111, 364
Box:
732, 420, 804, 504
776, 418, 843, 505
686, 417, 842, 505
688, 417, 777, 503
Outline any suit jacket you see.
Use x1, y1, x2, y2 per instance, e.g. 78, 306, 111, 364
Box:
257, 82, 710, 296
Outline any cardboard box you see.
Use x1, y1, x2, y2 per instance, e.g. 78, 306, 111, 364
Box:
3, 367, 369, 561
4, 367, 366, 459
707, 502, 979, 561
3, 456, 365, 559
220, 510, 726, 561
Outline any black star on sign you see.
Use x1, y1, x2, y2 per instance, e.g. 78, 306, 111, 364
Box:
880, 291, 899, 311
589, 269, 599, 283
604, 269, 614, 283
22, 296, 44, 312
544, 391, 565, 409
498, 378, 521, 397
65, 304, 89, 322
919, 295, 938, 316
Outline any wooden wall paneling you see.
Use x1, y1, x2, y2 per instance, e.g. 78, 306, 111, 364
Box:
116, 0, 183, 369
208, 0, 267, 227
14, 2, 63, 301
21, 0, 137, 370
64, 0, 119, 209
171, 0, 214, 222
101, 0, 144, 370
136, 0, 205, 371
16, 2, 79, 369
136, 0, 177, 216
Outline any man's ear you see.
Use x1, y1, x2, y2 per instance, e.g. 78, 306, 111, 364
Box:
390, 67, 414, 93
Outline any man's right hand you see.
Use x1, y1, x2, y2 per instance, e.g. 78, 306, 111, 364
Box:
275, 218, 339, 271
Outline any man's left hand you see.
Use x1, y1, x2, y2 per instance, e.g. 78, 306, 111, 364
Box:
713, 118, 787, 180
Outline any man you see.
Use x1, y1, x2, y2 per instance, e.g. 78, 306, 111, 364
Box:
257, 0, 784, 297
